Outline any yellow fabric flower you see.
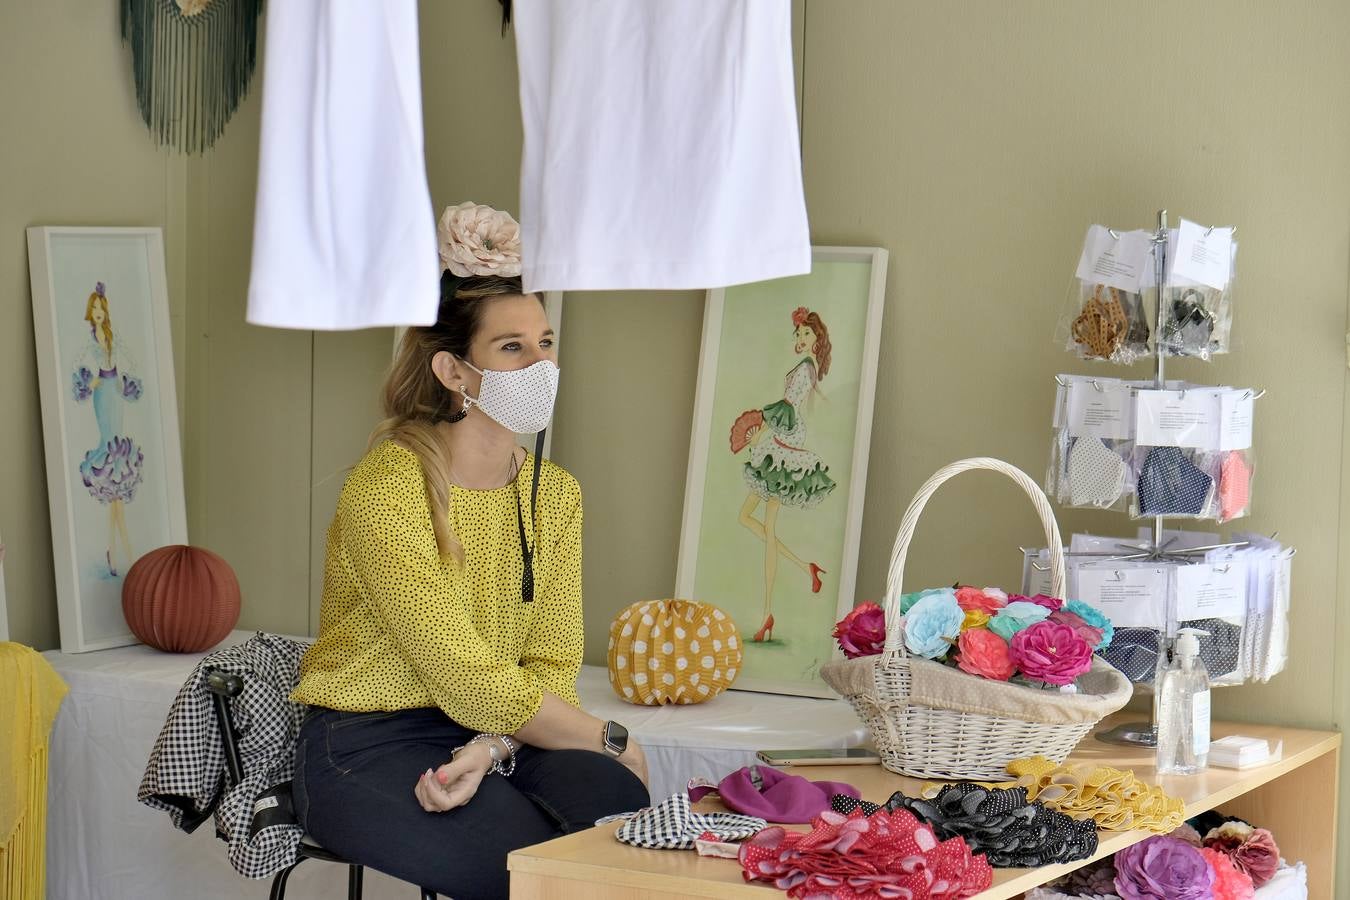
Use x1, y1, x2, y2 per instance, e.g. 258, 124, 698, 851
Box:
961, 609, 991, 632
921, 754, 1184, 834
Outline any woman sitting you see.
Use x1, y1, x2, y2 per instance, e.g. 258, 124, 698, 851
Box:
291, 204, 649, 899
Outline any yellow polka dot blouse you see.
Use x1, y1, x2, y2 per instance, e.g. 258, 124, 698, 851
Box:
292, 440, 584, 734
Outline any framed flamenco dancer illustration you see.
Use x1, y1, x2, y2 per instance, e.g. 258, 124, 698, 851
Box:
677, 247, 888, 696
28, 227, 187, 652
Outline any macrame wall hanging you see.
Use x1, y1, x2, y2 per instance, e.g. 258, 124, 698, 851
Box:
119, 0, 264, 154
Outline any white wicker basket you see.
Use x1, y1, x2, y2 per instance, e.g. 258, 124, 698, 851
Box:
820, 457, 1132, 780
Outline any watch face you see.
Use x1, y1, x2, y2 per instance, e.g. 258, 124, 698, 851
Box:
604, 721, 629, 754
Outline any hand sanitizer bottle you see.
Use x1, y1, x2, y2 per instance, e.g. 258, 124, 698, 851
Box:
1156, 628, 1211, 775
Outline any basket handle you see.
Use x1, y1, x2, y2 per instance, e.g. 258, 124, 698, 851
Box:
881, 457, 1066, 653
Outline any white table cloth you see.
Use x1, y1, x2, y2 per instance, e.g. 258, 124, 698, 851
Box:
43, 632, 866, 899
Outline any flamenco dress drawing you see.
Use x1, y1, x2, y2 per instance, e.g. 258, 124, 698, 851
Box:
731, 306, 837, 642
71, 282, 144, 577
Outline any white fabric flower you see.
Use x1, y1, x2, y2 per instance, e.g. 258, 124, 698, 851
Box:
176, 0, 211, 16
437, 201, 522, 278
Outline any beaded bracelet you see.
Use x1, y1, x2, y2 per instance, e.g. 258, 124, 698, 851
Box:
453, 733, 518, 777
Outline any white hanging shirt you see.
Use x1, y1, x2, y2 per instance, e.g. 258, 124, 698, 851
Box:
246, 0, 439, 330
512, 0, 810, 294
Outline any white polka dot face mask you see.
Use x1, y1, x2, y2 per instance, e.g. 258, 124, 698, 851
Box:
459, 358, 559, 434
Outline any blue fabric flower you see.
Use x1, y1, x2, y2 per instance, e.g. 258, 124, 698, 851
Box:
988, 601, 1051, 642
899, 587, 948, 614
903, 590, 963, 659
1064, 599, 1114, 650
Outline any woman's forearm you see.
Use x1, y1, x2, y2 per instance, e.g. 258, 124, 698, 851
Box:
512, 690, 606, 752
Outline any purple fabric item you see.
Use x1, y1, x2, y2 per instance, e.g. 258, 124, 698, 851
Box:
687, 765, 861, 824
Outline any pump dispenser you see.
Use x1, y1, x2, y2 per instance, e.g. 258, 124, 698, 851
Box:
1156, 628, 1211, 774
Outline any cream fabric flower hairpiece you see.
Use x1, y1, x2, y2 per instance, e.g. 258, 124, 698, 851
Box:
437, 201, 522, 278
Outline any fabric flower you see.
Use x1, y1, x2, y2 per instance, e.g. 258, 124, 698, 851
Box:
955, 586, 1006, 614
1048, 609, 1104, 651
1113, 835, 1215, 900
176, 0, 210, 15
833, 602, 886, 659
888, 783, 1097, 869
437, 201, 523, 277
739, 807, 993, 899
1202, 846, 1255, 900
1010, 621, 1094, 686
1009, 593, 1064, 612
903, 591, 964, 660
899, 587, 948, 614
956, 629, 1015, 681
1204, 822, 1280, 887
987, 601, 1051, 642
960, 609, 990, 632
1064, 599, 1115, 650
1169, 823, 1204, 847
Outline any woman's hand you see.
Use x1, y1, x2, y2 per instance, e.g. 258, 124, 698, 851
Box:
618, 739, 650, 789
414, 742, 492, 812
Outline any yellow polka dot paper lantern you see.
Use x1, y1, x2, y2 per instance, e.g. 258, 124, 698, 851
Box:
607, 599, 742, 705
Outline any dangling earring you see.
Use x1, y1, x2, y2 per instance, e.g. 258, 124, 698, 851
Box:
443, 387, 470, 424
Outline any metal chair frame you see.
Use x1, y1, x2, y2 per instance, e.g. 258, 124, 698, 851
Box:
203, 667, 437, 900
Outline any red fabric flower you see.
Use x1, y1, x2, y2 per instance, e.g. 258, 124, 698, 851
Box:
1204, 823, 1280, 888
1201, 847, 1255, 900
739, 807, 993, 899
833, 603, 887, 659
1008, 593, 1064, 612
954, 587, 1006, 614
956, 629, 1015, 681
1009, 620, 1094, 686
1048, 609, 1105, 650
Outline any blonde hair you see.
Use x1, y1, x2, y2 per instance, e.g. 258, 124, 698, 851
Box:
84, 289, 113, 354
368, 274, 537, 560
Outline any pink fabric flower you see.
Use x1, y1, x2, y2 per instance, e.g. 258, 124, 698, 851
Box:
1048, 609, 1105, 650
1202, 847, 1255, 900
1008, 593, 1064, 612
956, 629, 1015, 681
739, 807, 993, 899
1009, 621, 1094, 686
832, 602, 886, 659
1204, 823, 1280, 887
955, 586, 1007, 614
437, 201, 523, 277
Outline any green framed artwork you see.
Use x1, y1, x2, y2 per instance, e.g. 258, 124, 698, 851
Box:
676, 247, 888, 697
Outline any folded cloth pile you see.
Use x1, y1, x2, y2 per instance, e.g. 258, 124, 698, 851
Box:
614, 792, 766, 850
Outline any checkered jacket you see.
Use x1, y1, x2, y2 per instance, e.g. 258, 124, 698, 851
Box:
137, 632, 309, 879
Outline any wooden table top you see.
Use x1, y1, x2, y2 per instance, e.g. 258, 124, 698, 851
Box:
507, 716, 1341, 900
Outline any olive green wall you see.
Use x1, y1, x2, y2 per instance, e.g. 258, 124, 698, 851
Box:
0, 2, 188, 650
6, 0, 1350, 875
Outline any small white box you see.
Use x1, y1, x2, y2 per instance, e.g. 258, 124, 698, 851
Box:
1208, 735, 1271, 769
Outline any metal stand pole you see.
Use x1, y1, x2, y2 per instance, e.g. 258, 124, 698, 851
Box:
1097, 209, 1170, 748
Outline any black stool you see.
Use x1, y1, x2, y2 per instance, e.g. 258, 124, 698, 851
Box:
204, 668, 437, 900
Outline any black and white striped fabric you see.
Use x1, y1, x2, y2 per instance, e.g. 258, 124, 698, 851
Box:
614, 792, 766, 850
138, 632, 310, 879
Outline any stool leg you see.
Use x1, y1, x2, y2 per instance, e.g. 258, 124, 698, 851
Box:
421, 890, 437, 899
269, 861, 302, 900
348, 863, 364, 900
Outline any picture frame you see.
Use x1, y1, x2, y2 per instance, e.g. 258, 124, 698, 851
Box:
27, 227, 187, 653
0, 535, 8, 643
676, 247, 889, 697
393, 290, 564, 458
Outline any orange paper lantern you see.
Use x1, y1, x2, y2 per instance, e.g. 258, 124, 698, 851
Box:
607, 599, 742, 705
122, 545, 241, 652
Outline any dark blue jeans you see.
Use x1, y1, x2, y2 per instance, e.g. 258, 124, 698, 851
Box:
293, 707, 650, 900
